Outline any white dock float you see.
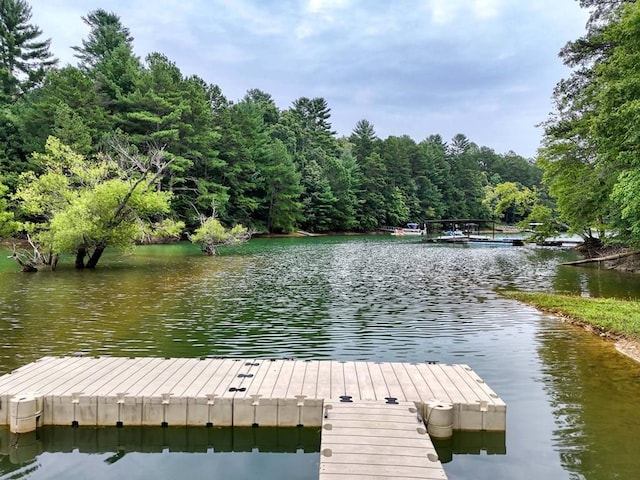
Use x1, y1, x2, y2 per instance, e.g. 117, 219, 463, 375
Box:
0, 357, 505, 433
319, 400, 447, 480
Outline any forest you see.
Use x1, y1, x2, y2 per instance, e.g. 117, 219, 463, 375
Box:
1, 0, 639, 269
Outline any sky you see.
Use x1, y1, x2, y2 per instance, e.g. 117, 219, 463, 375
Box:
29, 0, 590, 159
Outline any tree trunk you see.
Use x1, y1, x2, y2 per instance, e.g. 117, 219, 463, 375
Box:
561, 250, 640, 266
11, 254, 38, 272
75, 248, 87, 269
204, 242, 217, 256
51, 254, 59, 271
85, 246, 105, 269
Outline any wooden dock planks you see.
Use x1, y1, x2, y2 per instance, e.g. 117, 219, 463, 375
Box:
0, 357, 505, 432
319, 400, 447, 480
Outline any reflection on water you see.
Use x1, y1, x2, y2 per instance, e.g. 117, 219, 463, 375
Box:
432, 431, 507, 464
0, 427, 319, 480
536, 318, 640, 479
1, 237, 640, 479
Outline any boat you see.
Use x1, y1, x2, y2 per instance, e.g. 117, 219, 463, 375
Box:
424, 231, 524, 246
421, 218, 525, 246
390, 223, 425, 236
428, 230, 469, 243
467, 236, 525, 246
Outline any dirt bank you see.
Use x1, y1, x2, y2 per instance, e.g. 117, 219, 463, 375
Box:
616, 338, 640, 363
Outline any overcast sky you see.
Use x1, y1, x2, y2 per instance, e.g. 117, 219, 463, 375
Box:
30, 0, 590, 158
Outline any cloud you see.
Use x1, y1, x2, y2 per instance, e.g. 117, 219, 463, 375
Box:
472, 0, 504, 19
28, 0, 590, 157
306, 0, 351, 14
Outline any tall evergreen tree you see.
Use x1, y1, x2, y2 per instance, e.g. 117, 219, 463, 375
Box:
349, 119, 377, 162
72, 9, 133, 70
356, 151, 388, 229
72, 9, 140, 111
0, 0, 56, 100
289, 96, 337, 155
283, 96, 341, 231
323, 141, 360, 231
18, 66, 109, 155
259, 139, 303, 233
115, 53, 225, 226
379, 135, 420, 221
419, 135, 455, 218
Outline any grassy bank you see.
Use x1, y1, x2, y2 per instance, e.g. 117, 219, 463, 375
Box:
499, 290, 640, 339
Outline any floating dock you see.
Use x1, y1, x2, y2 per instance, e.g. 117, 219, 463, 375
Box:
0, 357, 506, 479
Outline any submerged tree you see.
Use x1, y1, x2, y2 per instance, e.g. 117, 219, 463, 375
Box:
13, 136, 173, 270
189, 207, 250, 255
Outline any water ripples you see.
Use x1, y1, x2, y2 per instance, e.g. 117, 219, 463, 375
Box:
3, 238, 640, 479
0, 239, 627, 370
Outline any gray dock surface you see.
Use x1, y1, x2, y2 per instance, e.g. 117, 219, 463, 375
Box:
1, 357, 506, 479
319, 400, 447, 480
0, 357, 505, 430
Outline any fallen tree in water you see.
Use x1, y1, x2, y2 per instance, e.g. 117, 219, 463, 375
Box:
8, 235, 58, 272
561, 250, 640, 267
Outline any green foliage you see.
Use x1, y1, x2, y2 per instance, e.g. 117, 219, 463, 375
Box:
259, 139, 303, 233
0, 181, 18, 237
350, 119, 377, 162
300, 158, 339, 232
72, 9, 134, 70
379, 135, 419, 222
518, 204, 559, 243
144, 218, 185, 243
18, 66, 109, 154
49, 178, 170, 252
116, 53, 224, 222
611, 169, 640, 243
483, 182, 537, 223
322, 144, 360, 231
13, 136, 172, 268
0, 0, 57, 100
539, 151, 612, 238
356, 151, 388, 229
190, 216, 249, 255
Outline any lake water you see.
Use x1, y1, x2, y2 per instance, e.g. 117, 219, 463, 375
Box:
1, 236, 640, 479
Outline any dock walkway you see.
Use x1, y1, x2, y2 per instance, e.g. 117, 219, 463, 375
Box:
319, 400, 447, 480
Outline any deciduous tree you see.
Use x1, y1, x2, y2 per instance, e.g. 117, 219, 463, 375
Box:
13, 137, 173, 270
189, 208, 250, 255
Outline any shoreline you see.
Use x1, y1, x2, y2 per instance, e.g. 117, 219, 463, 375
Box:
499, 289, 640, 365
557, 313, 640, 364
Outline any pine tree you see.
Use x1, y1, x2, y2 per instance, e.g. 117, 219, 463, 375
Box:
0, 0, 57, 100
72, 9, 134, 70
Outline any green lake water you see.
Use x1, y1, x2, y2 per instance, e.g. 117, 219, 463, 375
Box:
1, 236, 640, 479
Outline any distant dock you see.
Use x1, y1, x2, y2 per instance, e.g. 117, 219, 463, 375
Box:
0, 357, 506, 479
